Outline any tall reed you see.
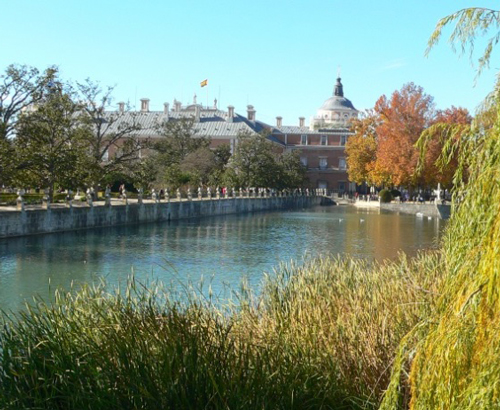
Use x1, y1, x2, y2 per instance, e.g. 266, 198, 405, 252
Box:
0, 250, 443, 409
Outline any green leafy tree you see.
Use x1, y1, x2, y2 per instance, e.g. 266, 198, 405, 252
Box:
180, 147, 217, 186
207, 143, 231, 186
225, 133, 280, 187
14, 84, 87, 200
150, 118, 211, 187
275, 150, 308, 189
0, 64, 57, 185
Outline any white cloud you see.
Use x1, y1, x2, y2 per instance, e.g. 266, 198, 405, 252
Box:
381, 59, 407, 71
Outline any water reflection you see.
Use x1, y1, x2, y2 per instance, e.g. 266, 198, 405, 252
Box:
0, 206, 445, 311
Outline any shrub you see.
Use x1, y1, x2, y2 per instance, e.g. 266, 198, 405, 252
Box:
379, 189, 393, 203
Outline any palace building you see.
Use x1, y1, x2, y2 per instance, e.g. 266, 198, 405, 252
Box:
106, 77, 358, 193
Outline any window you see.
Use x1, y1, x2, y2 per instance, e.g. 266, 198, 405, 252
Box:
102, 149, 109, 161
340, 135, 347, 146
301, 135, 308, 145
319, 157, 328, 170
321, 135, 327, 145
300, 156, 308, 167
339, 158, 346, 170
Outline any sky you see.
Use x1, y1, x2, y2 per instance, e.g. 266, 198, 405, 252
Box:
2, 1, 499, 125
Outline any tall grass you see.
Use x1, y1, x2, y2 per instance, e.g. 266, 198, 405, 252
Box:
0, 252, 443, 409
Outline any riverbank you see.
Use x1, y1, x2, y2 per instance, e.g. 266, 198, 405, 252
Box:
0, 195, 321, 238
352, 199, 451, 219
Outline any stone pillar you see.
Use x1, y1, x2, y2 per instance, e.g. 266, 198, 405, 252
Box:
216, 187, 220, 200
187, 187, 192, 201
138, 187, 144, 205
198, 187, 202, 200
16, 189, 25, 211
176, 188, 181, 201
86, 188, 93, 207
207, 187, 211, 199
152, 188, 159, 203
232, 187, 236, 198
42, 188, 51, 210
165, 188, 170, 203
239, 187, 243, 198
66, 189, 73, 208
74, 188, 82, 201
105, 186, 111, 206
122, 188, 128, 205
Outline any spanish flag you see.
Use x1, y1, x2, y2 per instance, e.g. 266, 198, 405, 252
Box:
200, 79, 208, 87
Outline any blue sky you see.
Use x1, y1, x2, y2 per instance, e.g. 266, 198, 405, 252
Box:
2, 1, 499, 125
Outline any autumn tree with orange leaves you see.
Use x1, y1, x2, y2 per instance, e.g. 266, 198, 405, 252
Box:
418, 106, 471, 188
374, 82, 435, 187
345, 111, 381, 186
347, 83, 471, 190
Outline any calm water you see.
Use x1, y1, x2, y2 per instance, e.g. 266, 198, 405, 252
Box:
0, 206, 445, 311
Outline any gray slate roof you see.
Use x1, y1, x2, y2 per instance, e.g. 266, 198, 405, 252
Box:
101, 106, 268, 138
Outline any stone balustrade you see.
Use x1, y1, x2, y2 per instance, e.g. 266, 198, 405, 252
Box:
3, 186, 330, 214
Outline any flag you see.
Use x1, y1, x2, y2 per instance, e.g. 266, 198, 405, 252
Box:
200, 79, 208, 87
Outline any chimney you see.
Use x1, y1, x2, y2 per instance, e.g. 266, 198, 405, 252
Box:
276, 116, 282, 128
194, 105, 200, 122
140, 98, 150, 112
174, 99, 182, 112
227, 105, 234, 123
163, 102, 169, 121
118, 102, 125, 113
299, 117, 305, 128
247, 105, 256, 121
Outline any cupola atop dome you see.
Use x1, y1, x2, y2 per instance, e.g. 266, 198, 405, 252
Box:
334, 77, 344, 97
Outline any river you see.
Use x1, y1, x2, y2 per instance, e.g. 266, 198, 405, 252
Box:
0, 206, 445, 311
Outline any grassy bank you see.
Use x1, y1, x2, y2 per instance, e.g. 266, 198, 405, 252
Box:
0, 253, 443, 410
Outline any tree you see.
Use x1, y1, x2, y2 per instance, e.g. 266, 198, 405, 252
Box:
427, 8, 500, 77
275, 150, 308, 189
149, 118, 211, 188
14, 84, 87, 200
75, 79, 142, 189
417, 106, 472, 188
345, 111, 381, 186
155, 118, 210, 163
0, 64, 57, 140
225, 133, 280, 187
374, 83, 434, 187
180, 147, 217, 186
0, 65, 57, 186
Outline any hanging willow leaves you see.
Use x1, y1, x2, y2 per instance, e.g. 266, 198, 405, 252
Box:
427, 7, 500, 76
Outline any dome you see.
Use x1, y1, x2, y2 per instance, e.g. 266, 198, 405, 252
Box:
310, 76, 358, 129
320, 96, 356, 111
